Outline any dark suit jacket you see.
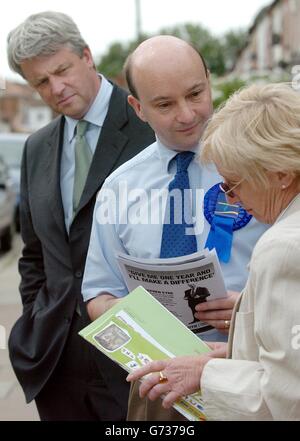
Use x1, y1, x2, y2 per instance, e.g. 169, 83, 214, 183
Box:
8, 84, 155, 403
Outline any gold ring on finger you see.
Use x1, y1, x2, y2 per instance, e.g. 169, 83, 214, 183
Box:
158, 371, 168, 384
224, 319, 231, 329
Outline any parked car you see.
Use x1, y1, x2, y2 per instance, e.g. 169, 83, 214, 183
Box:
0, 155, 15, 251
0, 133, 28, 231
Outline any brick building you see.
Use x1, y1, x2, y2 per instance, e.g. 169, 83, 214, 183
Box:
234, 0, 300, 77
0, 81, 52, 133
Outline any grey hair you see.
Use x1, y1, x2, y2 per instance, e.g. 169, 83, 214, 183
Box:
7, 11, 88, 77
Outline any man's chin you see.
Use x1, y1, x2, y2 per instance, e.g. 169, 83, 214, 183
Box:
58, 107, 86, 120
175, 139, 201, 152
162, 135, 201, 152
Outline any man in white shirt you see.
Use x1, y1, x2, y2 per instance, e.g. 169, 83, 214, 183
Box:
82, 35, 267, 420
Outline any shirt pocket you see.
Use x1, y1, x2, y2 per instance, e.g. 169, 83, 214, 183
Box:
232, 311, 258, 360
121, 223, 161, 258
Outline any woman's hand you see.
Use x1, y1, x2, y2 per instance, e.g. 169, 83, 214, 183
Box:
127, 355, 210, 408
195, 290, 240, 333
206, 341, 228, 358
126, 343, 227, 409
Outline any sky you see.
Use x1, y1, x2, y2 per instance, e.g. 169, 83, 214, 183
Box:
1, 0, 271, 82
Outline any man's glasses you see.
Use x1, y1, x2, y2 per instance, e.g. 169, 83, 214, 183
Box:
219, 179, 244, 198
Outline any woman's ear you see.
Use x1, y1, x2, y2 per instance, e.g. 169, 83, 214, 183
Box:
276, 171, 296, 189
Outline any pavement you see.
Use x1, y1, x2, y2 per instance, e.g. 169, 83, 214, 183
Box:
0, 236, 39, 421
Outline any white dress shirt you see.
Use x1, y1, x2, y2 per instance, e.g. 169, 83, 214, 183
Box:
82, 139, 268, 341
60, 75, 113, 231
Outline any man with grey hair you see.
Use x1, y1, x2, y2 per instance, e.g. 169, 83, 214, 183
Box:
7, 11, 154, 420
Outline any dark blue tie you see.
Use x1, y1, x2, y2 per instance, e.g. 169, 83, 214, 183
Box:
160, 152, 197, 258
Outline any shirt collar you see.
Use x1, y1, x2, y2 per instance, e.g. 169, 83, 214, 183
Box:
156, 137, 200, 174
65, 74, 113, 143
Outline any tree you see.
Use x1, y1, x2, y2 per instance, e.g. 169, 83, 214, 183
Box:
97, 34, 149, 80
222, 29, 248, 71
159, 23, 226, 75
96, 23, 246, 80
213, 78, 246, 109
96, 42, 128, 80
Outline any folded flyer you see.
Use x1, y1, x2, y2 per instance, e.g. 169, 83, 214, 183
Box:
79, 286, 211, 421
116, 249, 227, 335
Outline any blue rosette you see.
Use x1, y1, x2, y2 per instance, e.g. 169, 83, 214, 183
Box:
204, 183, 252, 263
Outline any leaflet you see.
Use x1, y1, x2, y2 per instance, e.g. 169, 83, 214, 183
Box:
79, 286, 211, 421
117, 249, 227, 334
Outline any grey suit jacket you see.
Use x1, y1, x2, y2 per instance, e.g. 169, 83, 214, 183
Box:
8, 83, 155, 403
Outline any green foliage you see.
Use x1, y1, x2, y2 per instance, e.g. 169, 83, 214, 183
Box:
97, 34, 149, 79
96, 23, 247, 80
222, 29, 248, 70
159, 23, 226, 75
212, 78, 246, 109
97, 42, 127, 79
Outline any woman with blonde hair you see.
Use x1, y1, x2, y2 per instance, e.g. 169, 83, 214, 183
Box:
127, 83, 300, 420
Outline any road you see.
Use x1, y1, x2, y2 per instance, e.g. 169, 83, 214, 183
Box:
0, 236, 39, 421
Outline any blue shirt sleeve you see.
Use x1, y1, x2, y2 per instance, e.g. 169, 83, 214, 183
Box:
82, 182, 128, 301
